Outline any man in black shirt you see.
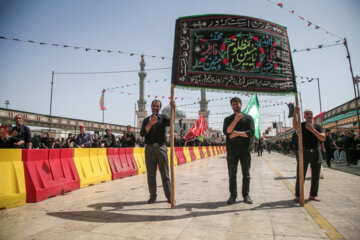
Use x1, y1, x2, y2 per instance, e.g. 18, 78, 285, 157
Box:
293, 108, 325, 202
92, 133, 102, 148
31, 134, 41, 149
123, 126, 136, 147
64, 133, 74, 148
140, 99, 174, 204
223, 97, 255, 205
41, 132, 54, 149
10, 114, 32, 149
344, 130, 357, 165
322, 129, 339, 167
102, 129, 116, 148
0, 124, 24, 148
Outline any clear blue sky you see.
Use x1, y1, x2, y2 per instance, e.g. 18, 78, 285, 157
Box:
1, 0, 359, 134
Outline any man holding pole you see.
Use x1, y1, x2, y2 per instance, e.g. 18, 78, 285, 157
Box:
223, 97, 255, 205
293, 108, 325, 202
140, 99, 175, 204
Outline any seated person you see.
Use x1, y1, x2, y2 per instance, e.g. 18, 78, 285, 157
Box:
0, 124, 24, 148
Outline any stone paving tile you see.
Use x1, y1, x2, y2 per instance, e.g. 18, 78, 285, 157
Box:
270, 212, 327, 238
1, 152, 359, 240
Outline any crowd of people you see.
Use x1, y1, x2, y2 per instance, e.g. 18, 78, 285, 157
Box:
0, 114, 225, 149
264, 129, 359, 166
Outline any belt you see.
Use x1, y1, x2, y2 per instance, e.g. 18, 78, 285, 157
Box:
147, 143, 164, 147
304, 148, 317, 152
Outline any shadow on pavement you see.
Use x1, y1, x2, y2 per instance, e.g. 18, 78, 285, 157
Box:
47, 199, 298, 223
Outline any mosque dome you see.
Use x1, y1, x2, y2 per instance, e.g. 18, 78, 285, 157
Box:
161, 105, 187, 118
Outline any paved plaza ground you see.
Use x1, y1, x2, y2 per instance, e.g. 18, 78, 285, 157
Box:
0, 151, 359, 240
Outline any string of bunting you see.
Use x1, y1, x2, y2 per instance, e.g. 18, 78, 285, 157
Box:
292, 41, 343, 53
267, 0, 344, 40
106, 89, 202, 101
0, 35, 172, 60
296, 76, 319, 84
105, 78, 170, 91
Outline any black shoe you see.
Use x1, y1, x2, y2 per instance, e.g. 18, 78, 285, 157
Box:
243, 195, 253, 204
147, 197, 157, 204
227, 196, 236, 205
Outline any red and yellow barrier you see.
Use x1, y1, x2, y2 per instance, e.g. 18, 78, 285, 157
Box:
167, 147, 178, 166
1, 145, 226, 209
175, 147, 186, 165
198, 146, 206, 159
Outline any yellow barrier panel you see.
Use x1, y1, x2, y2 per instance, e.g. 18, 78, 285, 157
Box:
133, 148, 146, 174
73, 148, 111, 188
193, 147, 201, 160
167, 147, 178, 166
0, 149, 26, 209
182, 147, 192, 163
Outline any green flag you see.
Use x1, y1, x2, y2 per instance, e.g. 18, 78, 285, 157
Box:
243, 94, 260, 139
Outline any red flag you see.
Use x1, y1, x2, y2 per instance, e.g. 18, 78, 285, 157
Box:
195, 114, 208, 136
185, 114, 208, 141
99, 89, 107, 110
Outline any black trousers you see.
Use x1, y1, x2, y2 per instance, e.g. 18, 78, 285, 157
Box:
295, 150, 321, 197
325, 150, 332, 167
145, 144, 171, 199
226, 151, 251, 198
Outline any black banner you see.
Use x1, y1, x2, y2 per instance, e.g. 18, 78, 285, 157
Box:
172, 14, 297, 94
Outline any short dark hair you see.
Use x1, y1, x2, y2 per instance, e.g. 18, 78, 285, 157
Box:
151, 99, 162, 108
325, 129, 331, 133
230, 97, 242, 105
14, 114, 23, 120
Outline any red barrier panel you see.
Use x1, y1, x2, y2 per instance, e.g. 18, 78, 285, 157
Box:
206, 146, 212, 157
211, 146, 217, 156
188, 147, 196, 161
175, 147, 186, 165
107, 148, 135, 180
198, 146, 205, 159
217, 146, 222, 154
124, 148, 138, 176
22, 149, 79, 203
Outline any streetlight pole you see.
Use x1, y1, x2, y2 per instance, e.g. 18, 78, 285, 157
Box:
5, 100, 10, 109
344, 38, 360, 131
134, 103, 136, 128
49, 71, 54, 131
316, 78, 322, 113
355, 76, 360, 97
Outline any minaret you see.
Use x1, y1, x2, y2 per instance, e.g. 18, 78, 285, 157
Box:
199, 89, 210, 136
136, 55, 147, 128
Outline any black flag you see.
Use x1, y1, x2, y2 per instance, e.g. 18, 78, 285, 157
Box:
287, 103, 295, 118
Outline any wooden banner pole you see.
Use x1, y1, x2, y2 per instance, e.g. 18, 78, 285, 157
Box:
170, 83, 176, 208
295, 93, 305, 206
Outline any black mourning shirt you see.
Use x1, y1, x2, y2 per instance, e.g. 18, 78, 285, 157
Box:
140, 114, 170, 145
0, 136, 21, 148
302, 122, 322, 149
223, 113, 255, 152
324, 135, 333, 151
